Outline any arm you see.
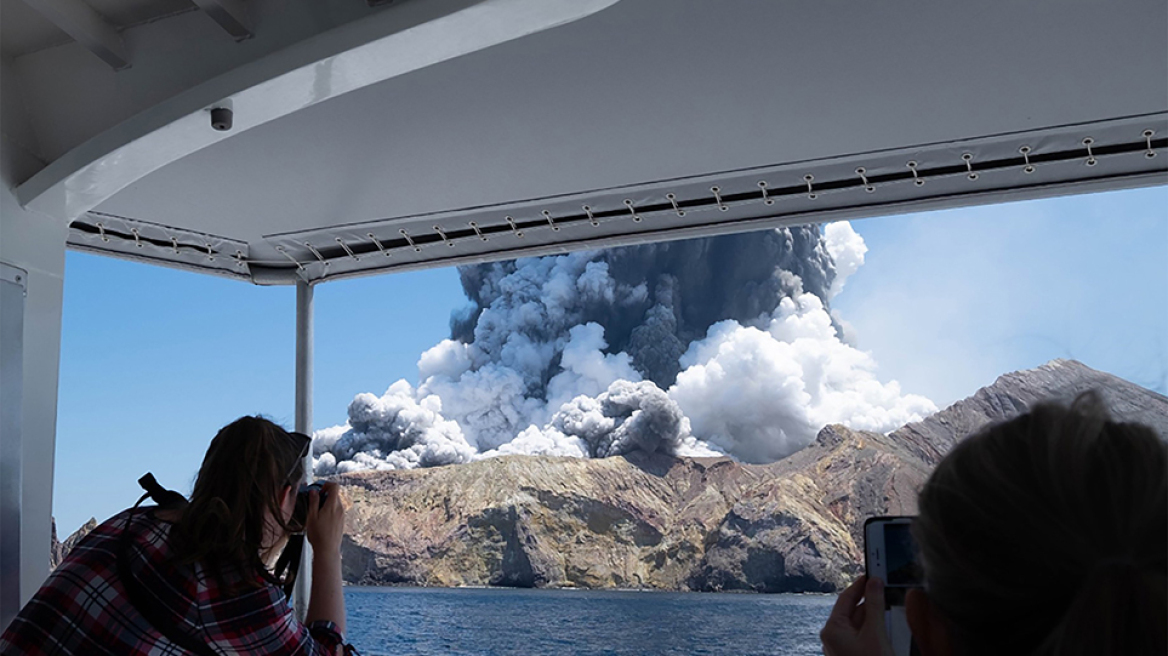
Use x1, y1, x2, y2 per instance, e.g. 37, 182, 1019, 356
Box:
304, 482, 347, 636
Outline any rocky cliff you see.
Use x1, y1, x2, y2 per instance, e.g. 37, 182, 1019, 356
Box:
49, 517, 98, 570
335, 360, 1166, 592
887, 358, 1168, 465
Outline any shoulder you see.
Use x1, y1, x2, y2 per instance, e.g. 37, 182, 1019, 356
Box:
0, 508, 177, 653
86, 507, 170, 540
65, 507, 198, 605
52, 508, 162, 568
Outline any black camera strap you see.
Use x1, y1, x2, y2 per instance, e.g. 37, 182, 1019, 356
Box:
118, 473, 219, 656
273, 533, 305, 600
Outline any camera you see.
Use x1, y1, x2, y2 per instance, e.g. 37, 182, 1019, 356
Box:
210, 107, 233, 131
290, 482, 328, 533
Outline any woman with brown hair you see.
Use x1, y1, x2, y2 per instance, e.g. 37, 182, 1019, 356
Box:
0, 416, 348, 655
821, 393, 1167, 656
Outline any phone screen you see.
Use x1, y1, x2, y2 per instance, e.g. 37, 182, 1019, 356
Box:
865, 517, 922, 656
884, 523, 923, 587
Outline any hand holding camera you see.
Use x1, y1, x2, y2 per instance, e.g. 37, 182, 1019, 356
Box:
302, 481, 345, 555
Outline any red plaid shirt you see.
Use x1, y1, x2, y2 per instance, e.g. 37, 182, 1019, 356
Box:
0, 508, 345, 655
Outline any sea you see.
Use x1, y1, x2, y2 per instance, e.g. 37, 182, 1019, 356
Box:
343, 587, 833, 655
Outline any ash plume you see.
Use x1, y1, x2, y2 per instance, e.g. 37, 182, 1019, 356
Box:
451, 224, 836, 389
313, 222, 935, 473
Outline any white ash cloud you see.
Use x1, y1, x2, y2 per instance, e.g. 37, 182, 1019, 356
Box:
824, 221, 867, 299
313, 222, 934, 473
670, 288, 935, 463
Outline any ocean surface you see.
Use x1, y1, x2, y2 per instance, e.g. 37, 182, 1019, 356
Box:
343, 587, 833, 656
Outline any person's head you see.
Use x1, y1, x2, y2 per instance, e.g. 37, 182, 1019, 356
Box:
171, 416, 310, 585
906, 392, 1167, 656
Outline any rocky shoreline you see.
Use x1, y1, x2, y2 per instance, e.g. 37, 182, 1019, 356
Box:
335, 360, 1167, 593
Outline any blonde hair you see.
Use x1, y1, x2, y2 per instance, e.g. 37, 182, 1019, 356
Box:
912, 392, 1167, 656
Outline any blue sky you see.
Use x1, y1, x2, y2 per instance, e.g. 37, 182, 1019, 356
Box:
52, 186, 1167, 535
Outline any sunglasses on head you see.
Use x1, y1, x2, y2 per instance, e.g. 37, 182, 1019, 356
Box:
283, 431, 312, 486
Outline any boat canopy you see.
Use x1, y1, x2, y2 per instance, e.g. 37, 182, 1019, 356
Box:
5, 0, 1165, 285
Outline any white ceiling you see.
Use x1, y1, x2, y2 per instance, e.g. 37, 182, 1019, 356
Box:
10, 0, 1168, 283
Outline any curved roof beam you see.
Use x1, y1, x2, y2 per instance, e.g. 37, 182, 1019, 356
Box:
17, 0, 129, 70
16, 0, 621, 220
190, 0, 253, 41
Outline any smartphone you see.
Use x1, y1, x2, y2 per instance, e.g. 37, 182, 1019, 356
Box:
864, 516, 923, 656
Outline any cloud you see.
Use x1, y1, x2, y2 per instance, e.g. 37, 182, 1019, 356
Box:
824, 220, 867, 299
312, 222, 935, 473
670, 291, 936, 463
312, 380, 476, 474
484, 379, 719, 461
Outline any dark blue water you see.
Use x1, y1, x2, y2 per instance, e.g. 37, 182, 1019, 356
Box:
343, 587, 833, 656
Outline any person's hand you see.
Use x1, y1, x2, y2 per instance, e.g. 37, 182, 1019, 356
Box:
820, 575, 894, 656
305, 481, 345, 555
304, 482, 347, 634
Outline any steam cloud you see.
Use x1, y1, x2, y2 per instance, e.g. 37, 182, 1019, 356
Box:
313, 222, 935, 475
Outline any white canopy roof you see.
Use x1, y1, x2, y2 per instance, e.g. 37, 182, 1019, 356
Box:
6, 0, 1166, 284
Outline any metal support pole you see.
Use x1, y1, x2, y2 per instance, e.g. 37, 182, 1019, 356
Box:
1, 264, 28, 630
1, 181, 68, 620
292, 280, 314, 619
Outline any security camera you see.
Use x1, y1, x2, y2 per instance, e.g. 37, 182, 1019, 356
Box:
210, 107, 233, 131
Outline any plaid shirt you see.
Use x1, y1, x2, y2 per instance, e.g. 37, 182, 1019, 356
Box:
0, 508, 345, 655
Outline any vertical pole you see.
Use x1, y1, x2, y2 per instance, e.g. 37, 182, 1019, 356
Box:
292, 280, 314, 619
0, 264, 28, 630
1, 181, 68, 618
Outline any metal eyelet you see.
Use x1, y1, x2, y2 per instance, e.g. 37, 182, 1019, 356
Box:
624, 199, 642, 222
434, 226, 454, 247
368, 233, 391, 256
399, 229, 421, 252
1019, 146, 1035, 174
711, 186, 728, 211
962, 153, 979, 180
541, 210, 559, 232
907, 161, 924, 186
757, 181, 774, 205
506, 216, 524, 238
335, 237, 360, 260
855, 167, 874, 193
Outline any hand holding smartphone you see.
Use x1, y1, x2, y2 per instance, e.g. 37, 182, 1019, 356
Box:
864, 516, 923, 656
